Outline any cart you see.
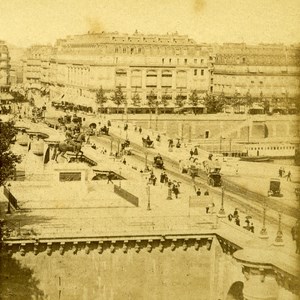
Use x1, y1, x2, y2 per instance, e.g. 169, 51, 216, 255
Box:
268, 178, 281, 197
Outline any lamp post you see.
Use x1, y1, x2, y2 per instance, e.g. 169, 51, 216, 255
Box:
167, 184, 172, 200
146, 184, 151, 210
188, 125, 192, 143
274, 211, 284, 246
119, 167, 122, 188
259, 202, 268, 239
110, 137, 113, 155
218, 186, 226, 217
155, 100, 159, 131
144, 152, 148, 171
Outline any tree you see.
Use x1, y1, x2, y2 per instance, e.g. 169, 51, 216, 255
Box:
0, 121, 22, 187
111, 85, 125, 114
161, 93, 171, 114
147, 90, 157, 111
244, 90, 253, 108
204, 93, 225, 114
95, 86, 107, 115
131, 90, 141, 112
188, 90, 199, 114
147, 90, 157, 128
175, 90, 185, 108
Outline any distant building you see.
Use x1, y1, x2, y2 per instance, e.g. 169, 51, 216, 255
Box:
213, 43, 300, 104
48, 31, 212, 109
22, 45, 53, 89
9, 46, 26, 85
0, 40, 10, 92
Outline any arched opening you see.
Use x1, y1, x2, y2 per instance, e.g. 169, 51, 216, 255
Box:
226, 281, 244, 300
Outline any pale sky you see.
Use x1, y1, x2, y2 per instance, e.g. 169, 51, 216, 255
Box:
0, 0, 299, 47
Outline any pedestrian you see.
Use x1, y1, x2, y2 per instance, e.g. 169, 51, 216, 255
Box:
194, 147, 198, 155
156, 134, 161, 142
204, 190, 209, 196
91, 143, 97, 150
152, 175, 157, 186
139, 126, 142, 134
287, 171, 291, 181
249, 223, 254, 233
233, 208, 239, 218
122, 158, 126, 165
172, 184, 179, 198
134, 125, 137, 132
196, 188, 201, 196
190, 149, 194, 157
160, 172, 165, 184
235, 216, 240, 226
107, 171, 114, 184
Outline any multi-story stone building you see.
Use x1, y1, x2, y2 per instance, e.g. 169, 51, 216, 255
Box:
48, 31, 212, 109
0, 40, 10, 92
9, 46, 26, 85
213, 43, 300, 103
22, 45, 53, 89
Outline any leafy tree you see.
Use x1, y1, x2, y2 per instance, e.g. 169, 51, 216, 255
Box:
0, 121, 21, 186
147, 90, 157, 110
131, 91, 141, 107
204, 93, 225, 114
95, 86, 107, 115
244, 90, 253, 108
161, 93, 171, 114
111, 85, 125, 114
175, 90, 185, 108
188, 90, 199, 114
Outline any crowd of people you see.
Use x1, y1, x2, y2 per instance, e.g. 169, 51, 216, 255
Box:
228, 208, 255, 233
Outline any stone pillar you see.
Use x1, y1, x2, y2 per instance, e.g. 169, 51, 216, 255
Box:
243, 268, 279, 300
234, 249, 279, 300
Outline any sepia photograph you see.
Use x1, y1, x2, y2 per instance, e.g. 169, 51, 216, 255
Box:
0, 0, 299, 299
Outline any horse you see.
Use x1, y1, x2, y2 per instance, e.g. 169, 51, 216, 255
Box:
52, 132, 85, 162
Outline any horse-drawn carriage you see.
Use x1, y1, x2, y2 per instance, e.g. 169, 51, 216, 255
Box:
268, 178, 281, 197
153, 154, 165, 169
98, 125, 109, 135
121, 139, 132, 155
142, 137, 154, 148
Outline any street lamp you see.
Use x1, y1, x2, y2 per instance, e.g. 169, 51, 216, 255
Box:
119, 167, 122, 188
259, 202, 268, 239
155, 100, 159, 131
146, 184, 151, 210
144, 152, 148, 171
218, 186, 226, 217
274, 211, 284, 246
188, 125, 192, 143
110, 137, 113, 156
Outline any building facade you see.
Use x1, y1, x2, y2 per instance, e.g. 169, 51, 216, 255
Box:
22, 45, 53, 89
48, 31, 212, 109
0, 40, 10, 92
212, 43, 300, 102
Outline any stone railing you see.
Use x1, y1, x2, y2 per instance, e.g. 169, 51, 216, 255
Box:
3, 186, 20, 210
114, 185, 139, 207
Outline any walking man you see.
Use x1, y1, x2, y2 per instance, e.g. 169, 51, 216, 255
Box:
107, 171, 114, 184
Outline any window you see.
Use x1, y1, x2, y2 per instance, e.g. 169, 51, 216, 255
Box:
184, 59, 187, 65
201, 69, 204, 76
194, 69, 197, 76
194, 59, 197, 64
123, 48, 126, 53
115, 48, 119, 53
169, 58, 172, 64
201, 59, 204, 63
162, 58, 164, 64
